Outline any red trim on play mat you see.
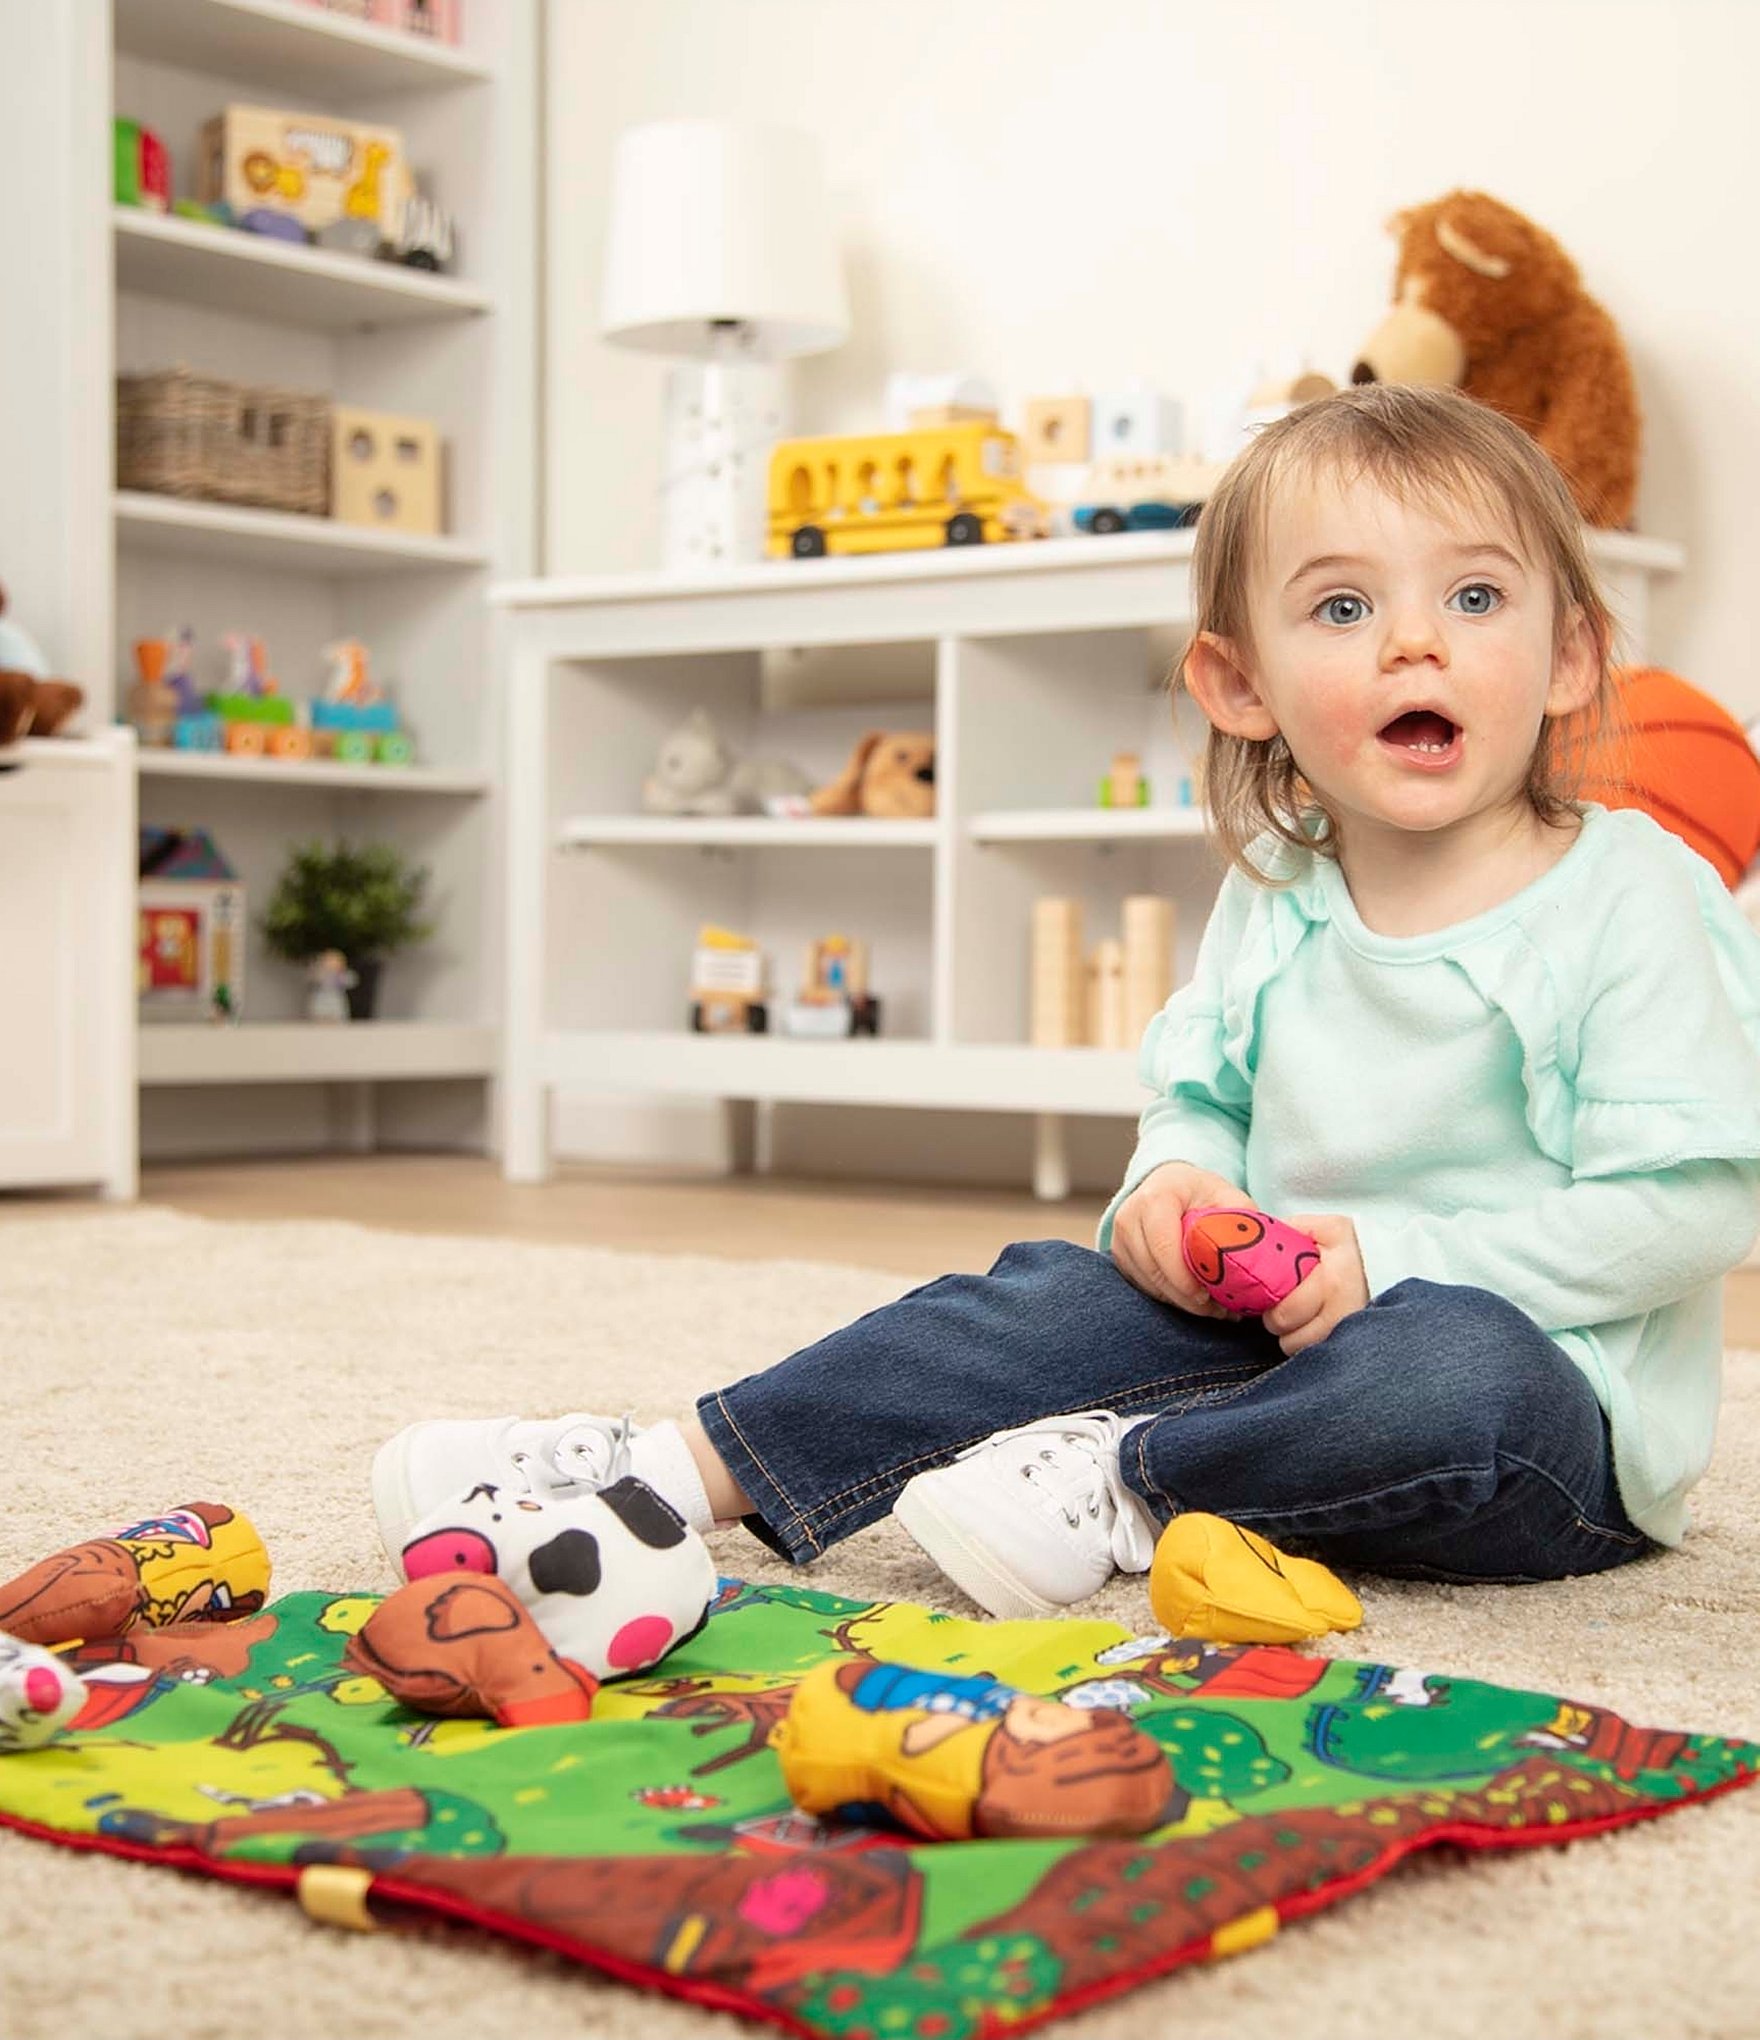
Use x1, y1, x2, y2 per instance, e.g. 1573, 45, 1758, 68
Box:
3, 1765, 1755, 2039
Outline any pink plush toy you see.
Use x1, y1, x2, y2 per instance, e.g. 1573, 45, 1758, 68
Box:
1182, 1206, 1320, 1315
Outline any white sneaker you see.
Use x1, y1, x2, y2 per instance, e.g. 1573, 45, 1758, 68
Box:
372, 1412, 638, 1576
892, 1411, 1160, 1619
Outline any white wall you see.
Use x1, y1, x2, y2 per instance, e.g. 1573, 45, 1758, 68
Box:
541, 0, 1760, 1188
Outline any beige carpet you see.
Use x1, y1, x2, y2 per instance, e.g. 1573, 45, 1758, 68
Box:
1, 1207, 1756, 2040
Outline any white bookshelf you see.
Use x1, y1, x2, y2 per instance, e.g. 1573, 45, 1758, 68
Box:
494, 528, 1684, 1198
113, 207, 492, 327
114, 491, 492, 575
137, 750, 489, 796
0, 0, 537, 1166
110, 0, 494, 94
970, 806, 1208, 843
559, 816, 939, 850
138, 1019, 495, 1086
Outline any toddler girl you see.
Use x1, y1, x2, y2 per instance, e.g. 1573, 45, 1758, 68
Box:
375, 385, 1760, 1618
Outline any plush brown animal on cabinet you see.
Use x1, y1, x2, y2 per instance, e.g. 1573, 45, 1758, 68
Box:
1352, 191, 1640, 528
810, 730, 936, 818
0, 582, 85, 745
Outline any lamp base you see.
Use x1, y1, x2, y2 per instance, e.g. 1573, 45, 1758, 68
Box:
659, 357, 787, 572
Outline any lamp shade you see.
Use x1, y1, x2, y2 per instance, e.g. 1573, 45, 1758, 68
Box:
600, 119, 849, 361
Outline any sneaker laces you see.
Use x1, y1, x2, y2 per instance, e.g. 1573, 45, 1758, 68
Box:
972, 1412, 1160, 1573
508, 1413, 634, 1496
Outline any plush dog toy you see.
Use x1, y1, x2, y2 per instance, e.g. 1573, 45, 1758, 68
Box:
810, 731, 936, 818
1352, 190, 1640, 528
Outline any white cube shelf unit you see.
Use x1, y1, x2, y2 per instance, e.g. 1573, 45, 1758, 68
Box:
496, 527, 1683, 1198
0, 0, 536, 1163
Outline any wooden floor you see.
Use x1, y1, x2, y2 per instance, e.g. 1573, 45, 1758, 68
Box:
24, 1152, 1760, 1343
131, 1153, 1107, 1276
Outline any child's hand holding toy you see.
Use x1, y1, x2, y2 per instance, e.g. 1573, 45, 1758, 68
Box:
1111, 1164, 1259, 1316
1178, 1202, 1368, 1355
1253, 1214, 1369, 1356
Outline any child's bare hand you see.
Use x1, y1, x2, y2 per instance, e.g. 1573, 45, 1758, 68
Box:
1261, 1214, 1370, 1355
1111, 1164, 1253, 1318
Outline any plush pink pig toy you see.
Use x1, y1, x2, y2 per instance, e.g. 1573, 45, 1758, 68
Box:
1182, 1206, 1320, 1315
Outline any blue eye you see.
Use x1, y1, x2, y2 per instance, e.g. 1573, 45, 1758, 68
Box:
1451, 582, 1504, 615
1315, 593, 1368, 626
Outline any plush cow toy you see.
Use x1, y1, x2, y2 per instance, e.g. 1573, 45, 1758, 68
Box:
351, 1478, 717, 1726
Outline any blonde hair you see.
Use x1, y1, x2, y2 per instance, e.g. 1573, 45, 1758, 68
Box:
1179, 384, 1622, 882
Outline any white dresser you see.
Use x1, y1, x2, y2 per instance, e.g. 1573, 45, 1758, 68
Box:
0, 734, 137, 1197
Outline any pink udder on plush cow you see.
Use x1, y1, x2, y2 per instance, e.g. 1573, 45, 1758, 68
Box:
606, 1614, 674, 1669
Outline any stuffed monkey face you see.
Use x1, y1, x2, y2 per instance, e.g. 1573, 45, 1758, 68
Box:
399, 1478, 716, 1683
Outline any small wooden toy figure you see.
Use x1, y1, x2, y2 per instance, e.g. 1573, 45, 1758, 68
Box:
128, 640, 177, 747
384, 191, 457, 273
162, 627, 201, 716
305, 949, 356, 1023
786, 935, 881, 1036
1099, 750, 1149, 807
129, 628, 204, 746
323, 638, 381, 707
222, 633, 277, 699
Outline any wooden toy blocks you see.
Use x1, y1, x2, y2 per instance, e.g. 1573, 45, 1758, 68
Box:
330, 405, 444, 535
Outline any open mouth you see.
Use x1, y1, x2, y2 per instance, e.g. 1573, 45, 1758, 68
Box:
1377, 708, 1461, 763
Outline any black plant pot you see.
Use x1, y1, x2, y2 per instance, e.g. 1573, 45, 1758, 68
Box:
345, 956, 384, 1021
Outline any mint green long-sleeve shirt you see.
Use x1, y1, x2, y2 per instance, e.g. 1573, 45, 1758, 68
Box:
1097, 805, 1760, 1545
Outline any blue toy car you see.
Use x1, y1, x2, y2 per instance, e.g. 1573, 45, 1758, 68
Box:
1073, 500, 1204, 535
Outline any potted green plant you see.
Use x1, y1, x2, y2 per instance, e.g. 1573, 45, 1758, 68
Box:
262, 839, 434, 1020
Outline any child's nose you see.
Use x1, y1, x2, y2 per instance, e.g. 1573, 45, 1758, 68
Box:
1379, 609, 1449, 667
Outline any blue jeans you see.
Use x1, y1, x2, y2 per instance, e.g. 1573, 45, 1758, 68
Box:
696, 1239, 1653, 1585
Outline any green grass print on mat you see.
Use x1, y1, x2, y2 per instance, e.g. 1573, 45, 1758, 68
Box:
0, 1581, 1753, 2040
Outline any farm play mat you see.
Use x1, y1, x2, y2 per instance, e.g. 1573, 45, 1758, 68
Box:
0, 1580, 1754, 2037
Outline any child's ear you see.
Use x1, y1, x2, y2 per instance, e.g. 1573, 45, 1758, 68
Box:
1545, 608, 1601, 720
1184, 633, 1280, 742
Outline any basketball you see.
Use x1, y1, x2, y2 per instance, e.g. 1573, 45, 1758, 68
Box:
1579, 666, 1760, 888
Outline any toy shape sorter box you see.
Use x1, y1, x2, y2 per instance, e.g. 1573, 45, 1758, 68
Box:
330, 406, 444, 535
137, 828, 244, 1022
198, 104, 410, 239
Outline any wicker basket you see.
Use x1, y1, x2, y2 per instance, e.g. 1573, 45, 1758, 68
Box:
116, 368, 331, 517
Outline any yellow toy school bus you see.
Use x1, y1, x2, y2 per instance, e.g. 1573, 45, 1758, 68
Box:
767, 422, 1050, 558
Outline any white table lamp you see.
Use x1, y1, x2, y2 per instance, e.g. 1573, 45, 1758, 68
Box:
601, 119, 849, 570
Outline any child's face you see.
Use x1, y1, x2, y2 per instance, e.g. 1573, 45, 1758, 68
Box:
1193, 470, 1597, 860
